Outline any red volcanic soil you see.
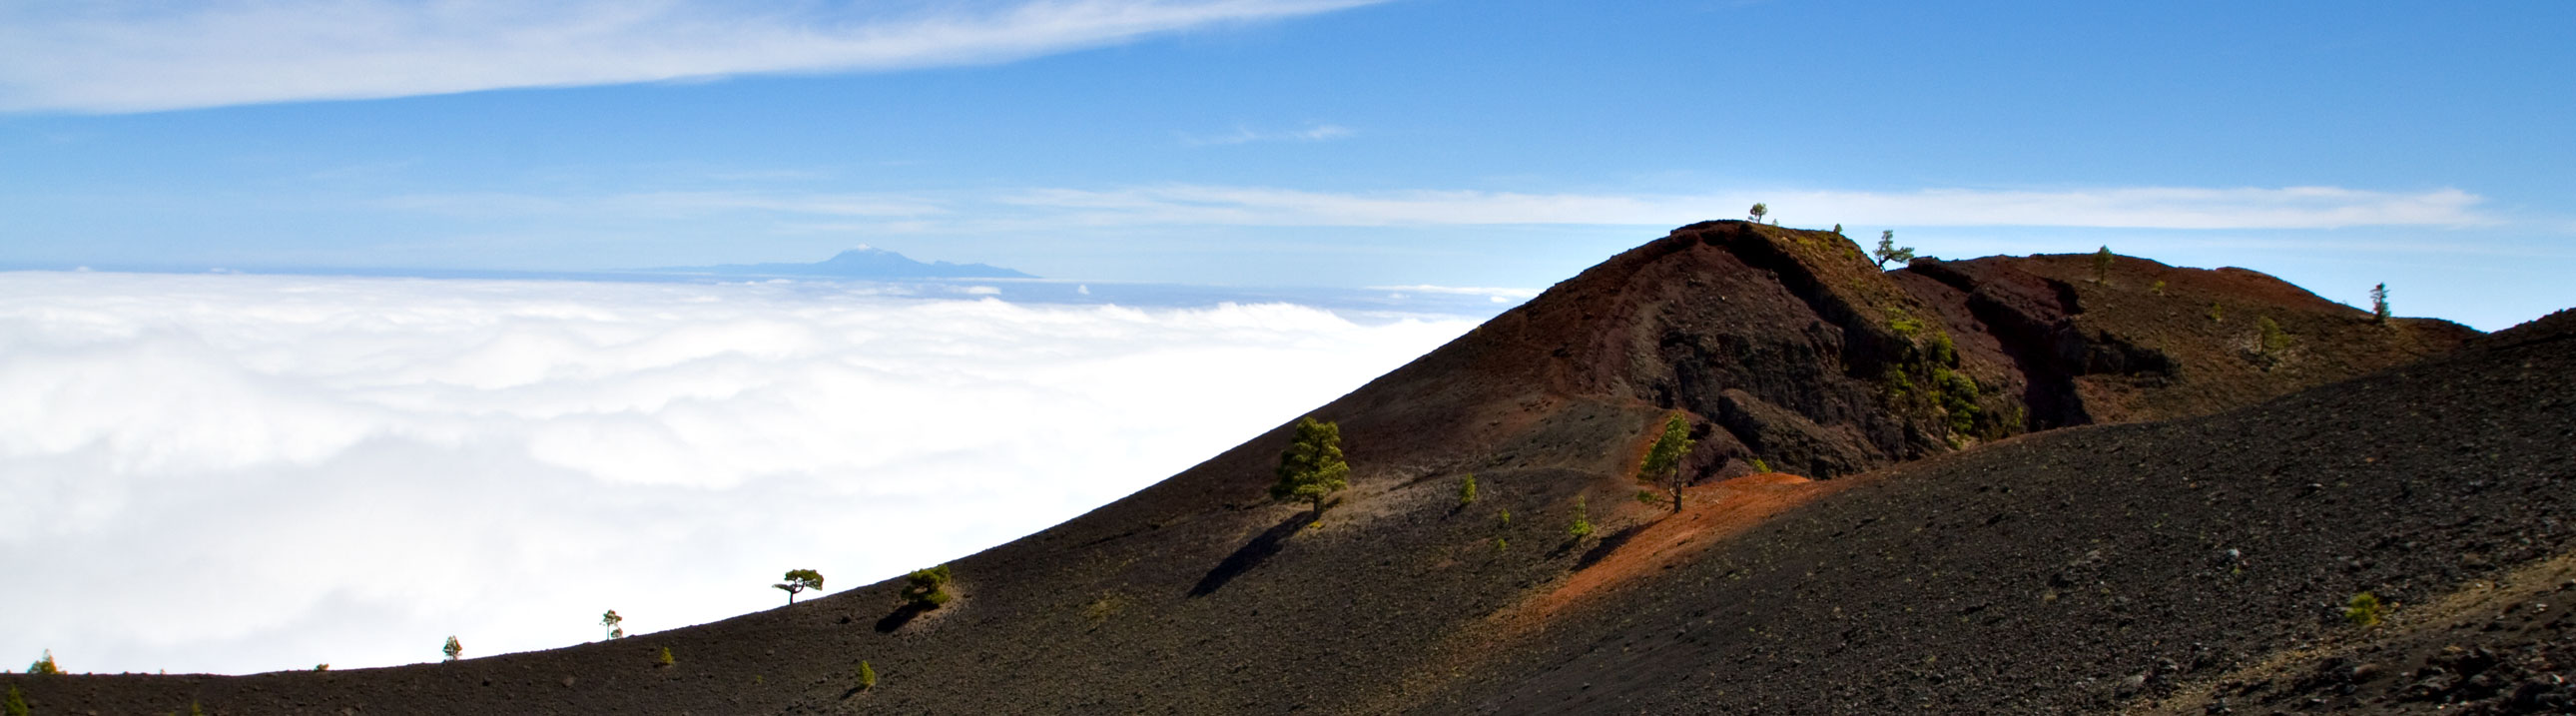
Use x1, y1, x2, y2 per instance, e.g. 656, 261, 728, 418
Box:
0, 223, 2540, 716
1511, 472, 1850, 628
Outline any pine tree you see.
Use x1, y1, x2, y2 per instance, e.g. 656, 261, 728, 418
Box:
2370, 283, 2390, 325
442, 636, 462, 663
2093, 246, 2115, 285
1270, 416, 1351, 519
601, 609, 625, 640
1872, 231, 1916, 269
858, 660, 878, 690
1636, 412, 1697, 513
1747, 203, 1768, 223
775, 569, 825, 605
1457, 473, 1477, 505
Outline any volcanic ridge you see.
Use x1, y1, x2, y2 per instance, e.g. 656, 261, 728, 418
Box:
10, 221, 2566, 715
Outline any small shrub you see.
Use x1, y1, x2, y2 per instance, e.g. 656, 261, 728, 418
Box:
1881, 366, 1915, 397
2208, 303, 2225, 323
656, 646, 674, 667
753, 674, 765, 686
441, 637, 461, 663
5, 685, 27, 716
2345, 592, 2382, 627
1495, 537, 1508, 550
189, 702, 204, 716
904, 564, 955, 608
1567, 495, 1593, 539
2148, 280, 2167, 296
2257, 317, 2291, 358
26, 649, 60, 675
316, 663, 329, 671
1497, 508, 1511, 526
1458, 473, 1477, 505
1749, 457, 1771, 473
1082, 592, 1127, 624
1886, 314, 1923, 337
1925, 332, 1958, 366
1635, 489, 1663, 506
857, 660, 878, 691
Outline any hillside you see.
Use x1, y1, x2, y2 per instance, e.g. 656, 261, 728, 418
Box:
1404, 306, 2575, 713
4, 222, 2539, 716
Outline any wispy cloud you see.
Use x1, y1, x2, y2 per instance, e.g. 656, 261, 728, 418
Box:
379, 190, 949, 219
0, 272, 1473, 674
1181, 123, 1357, 146
370, 183, 2493, 233
996, 185, 2492, 230
0, 0, 1389, 114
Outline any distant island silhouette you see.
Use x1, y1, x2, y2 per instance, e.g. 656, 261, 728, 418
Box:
649, 247, 1034, 280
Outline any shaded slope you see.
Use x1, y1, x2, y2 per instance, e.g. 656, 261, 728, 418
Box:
0, 224, 2493, 715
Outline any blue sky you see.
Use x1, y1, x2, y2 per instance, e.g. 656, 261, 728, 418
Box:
2, 0, 2573, 675
3, 0, 2573, 329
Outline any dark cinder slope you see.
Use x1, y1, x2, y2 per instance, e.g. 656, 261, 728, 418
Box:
1409, 309, 2576, 714
0, 223, 2499, 715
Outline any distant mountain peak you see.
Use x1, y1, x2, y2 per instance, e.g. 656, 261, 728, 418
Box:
652, 247, 1034, 280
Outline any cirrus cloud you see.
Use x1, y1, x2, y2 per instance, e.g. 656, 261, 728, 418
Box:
997, 184, 2492, 230
0, 0, 1389, 114
378, 183, 2492, 234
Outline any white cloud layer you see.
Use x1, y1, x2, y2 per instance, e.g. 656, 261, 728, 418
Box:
0, 0, 1386, 113
0, 272, 1473, 674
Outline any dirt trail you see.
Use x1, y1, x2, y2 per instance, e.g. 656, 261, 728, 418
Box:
1363, 472, 1850, 714
1508, 472, 1852, 629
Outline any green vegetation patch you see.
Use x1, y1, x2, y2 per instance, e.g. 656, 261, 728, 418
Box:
2345, 592, 2383, 627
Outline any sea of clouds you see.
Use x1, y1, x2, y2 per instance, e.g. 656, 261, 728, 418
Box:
0, 272, 1477, 674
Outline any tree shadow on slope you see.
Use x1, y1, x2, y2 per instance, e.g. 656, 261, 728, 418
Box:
874, 602, 932, 633
1564, 522, 1647, 571
1188, 511, 1311, 597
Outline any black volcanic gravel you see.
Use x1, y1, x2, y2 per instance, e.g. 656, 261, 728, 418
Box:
1412, 311, 2576, 714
